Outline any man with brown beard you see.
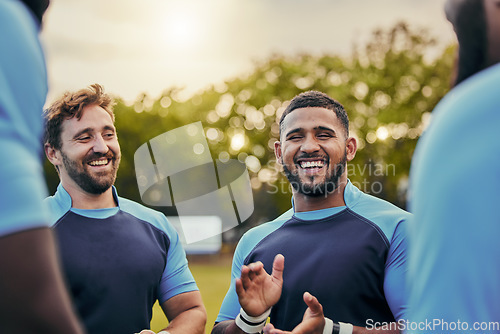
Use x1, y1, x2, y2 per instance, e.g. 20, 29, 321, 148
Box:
212, 91, 411, 334
43, 84, 206, 334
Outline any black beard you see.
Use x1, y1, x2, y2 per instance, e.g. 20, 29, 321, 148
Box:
282, 151, 347, 197
61, 151, 119, 195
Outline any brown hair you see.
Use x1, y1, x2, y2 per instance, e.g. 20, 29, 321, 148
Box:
44, 84, 115, 149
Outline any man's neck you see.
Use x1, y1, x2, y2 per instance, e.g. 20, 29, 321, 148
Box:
293, 179, 347, 213
62, 182, 117, 210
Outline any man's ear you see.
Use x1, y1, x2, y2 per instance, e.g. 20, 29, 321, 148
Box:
44, 143, 61, 167
346, 136, 357, 162
274, 140, 283, 165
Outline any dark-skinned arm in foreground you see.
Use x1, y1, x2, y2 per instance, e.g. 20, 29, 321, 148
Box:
0, 228, 84, 334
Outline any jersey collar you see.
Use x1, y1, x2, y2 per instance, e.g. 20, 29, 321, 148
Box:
53, 183, 121, 212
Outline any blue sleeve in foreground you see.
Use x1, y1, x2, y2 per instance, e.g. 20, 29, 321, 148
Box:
0, 0, 49, 237
408, 64, 500, 333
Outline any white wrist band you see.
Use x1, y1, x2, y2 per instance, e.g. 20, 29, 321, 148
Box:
339, 322, 353, 334
323, 317, 334, 334
235, 307, 271, 333
158, 331, 170, 334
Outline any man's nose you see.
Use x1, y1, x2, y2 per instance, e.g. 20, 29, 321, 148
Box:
92, 135, 109, 154
300, 135, 320, 153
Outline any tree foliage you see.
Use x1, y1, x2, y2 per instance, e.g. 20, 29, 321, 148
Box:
44, 22, 455, 241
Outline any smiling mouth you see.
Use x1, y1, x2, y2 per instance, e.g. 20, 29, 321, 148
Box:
299, 160, 325, 169
88, 158, 110, 166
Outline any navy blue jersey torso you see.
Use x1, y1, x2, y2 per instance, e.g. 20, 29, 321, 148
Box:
245, 209, 395, 329
54, 211, 169, 334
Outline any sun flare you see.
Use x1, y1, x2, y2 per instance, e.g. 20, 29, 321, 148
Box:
163, 7, 200, 48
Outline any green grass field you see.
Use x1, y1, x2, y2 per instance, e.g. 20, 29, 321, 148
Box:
150, 260, 232, 333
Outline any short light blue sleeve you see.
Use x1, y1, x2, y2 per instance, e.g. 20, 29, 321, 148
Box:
157, 216, 199, 304
383, 219, 408, 321
0, 0, 49, 237
215, 232, 248, 322
348, 185, 410, 322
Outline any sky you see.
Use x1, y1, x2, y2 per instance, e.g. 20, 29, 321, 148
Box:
40, 0, 456, 104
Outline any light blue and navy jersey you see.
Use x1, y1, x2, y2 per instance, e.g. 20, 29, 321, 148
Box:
408, 63, 500, 333
0, 0, 49, 236
217, 181, 410, 330
45, 184, 198, 334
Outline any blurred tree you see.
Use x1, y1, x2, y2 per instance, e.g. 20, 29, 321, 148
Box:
44, 22, 455, 243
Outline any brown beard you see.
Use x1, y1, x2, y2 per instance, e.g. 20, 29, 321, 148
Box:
61, 150, 120, 194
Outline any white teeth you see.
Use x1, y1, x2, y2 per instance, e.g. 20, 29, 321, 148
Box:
89, 159, 108, 166
300, 161, 324, 168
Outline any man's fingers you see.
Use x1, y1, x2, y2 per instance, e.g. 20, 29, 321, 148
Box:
264, 323, 288, 334
303, 292, 323, 315
235, 278, 245, 297
271, 254, 285, 283
264, 323, 275, 333
241, 264, 260, 289
239, 261, 267, 292
248, 261, 264, 275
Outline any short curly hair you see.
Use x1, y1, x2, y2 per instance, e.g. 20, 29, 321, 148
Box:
44, 84, 115, 149
279, 91, 349, 138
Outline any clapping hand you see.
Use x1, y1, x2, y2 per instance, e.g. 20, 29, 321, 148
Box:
235, 254, 285, 316
263, 292, 325, 334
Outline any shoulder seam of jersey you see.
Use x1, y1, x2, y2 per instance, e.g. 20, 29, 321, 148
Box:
52, 209, 72, 228
118, 209, 172, 244
345, 208, 390, 248
242, 217, 293, 265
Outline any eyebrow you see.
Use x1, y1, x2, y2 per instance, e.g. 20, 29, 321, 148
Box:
72, 125, 115, 140
285, 126, 336, 138
315, 126, 336, 134
285, 127, 303, 138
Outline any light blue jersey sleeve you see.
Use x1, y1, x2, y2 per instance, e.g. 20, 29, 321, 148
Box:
119, 197, 199, 304
157, 215, 199, 303
346, 182, 410, 322
383, 219, 408, 321
215, 231, 250, 322
408, 64, 500, 333
0, 0, 49, 237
